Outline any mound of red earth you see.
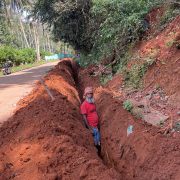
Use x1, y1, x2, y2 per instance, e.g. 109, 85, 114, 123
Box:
1, 58, 180, 180
0, 59, 121, 180
128, 9, 180, 108
78, 63, 180, 180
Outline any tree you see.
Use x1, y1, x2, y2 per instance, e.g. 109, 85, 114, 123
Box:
34, 0, 93, 53
2, 0, 13, 34
33, 20, 40, 62
10, 0, 31, 48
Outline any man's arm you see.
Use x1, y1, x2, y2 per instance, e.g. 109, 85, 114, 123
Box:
82, 114, 95, 135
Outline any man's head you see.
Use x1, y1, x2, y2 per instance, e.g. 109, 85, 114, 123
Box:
83, 87, 95, 103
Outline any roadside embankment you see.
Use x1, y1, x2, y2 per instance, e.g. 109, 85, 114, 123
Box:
1, 58, 180, 180
77, 62, 180, 180
0, 59, 121, 180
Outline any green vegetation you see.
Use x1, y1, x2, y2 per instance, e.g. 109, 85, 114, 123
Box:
156, 84, 160, 89
0, 0, 180, 88
137, 108, 143, 120
100, 74, 113, 86
34, 0, 164, 60
156, 119, 164, 127
0, 46, 52, 66
123, 99, 134, 114
174, 120, 180, 131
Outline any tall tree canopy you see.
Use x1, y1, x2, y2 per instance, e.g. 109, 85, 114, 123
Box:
34, 0, 93, 53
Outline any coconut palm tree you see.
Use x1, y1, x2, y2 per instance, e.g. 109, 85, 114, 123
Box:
9, 0, 32, 48
2, 0, 13, 34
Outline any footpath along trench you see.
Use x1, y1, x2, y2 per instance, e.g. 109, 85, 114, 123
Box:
0, 59, 180, 180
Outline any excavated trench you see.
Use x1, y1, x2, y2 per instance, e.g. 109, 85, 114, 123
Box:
0, 59, 121, 180
72, 61, 180, 180
0, 59, 180, 180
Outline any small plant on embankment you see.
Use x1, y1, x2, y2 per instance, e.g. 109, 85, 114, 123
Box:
156, 119, 164, 127
100, 74, 113, 86
123, 99, 134, 114
122, 51, 156, 90
137, 108, 143, 120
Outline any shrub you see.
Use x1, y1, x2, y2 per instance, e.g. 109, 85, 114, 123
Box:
0, 46, 37, 66
123, 99, 134, 114
40, 49, 52, 60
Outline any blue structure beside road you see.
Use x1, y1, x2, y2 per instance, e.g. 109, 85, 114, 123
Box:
45, 54, 72, 61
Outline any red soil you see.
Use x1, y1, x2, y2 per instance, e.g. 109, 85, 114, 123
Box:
103, 8, 180, 128
130, 8, 180, 108
1, 54, 180, 180
78, 66, 180, 180
0, 59, 121, 180
1, 8, 180, 180
95, 88, 180, 180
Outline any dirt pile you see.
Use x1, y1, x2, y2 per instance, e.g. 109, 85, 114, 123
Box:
77, 64, 180, 180
130, 12, 180, 108
0, 59, 121, 180
94, 87, 180, 180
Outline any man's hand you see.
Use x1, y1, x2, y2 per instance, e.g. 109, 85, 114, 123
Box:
82, 114, 95, 136
90, 128, 95, 136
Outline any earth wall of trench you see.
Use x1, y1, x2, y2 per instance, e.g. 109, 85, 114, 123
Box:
76, 62, 180, 180
0, 59, 121, 180
1, 59, 180, 180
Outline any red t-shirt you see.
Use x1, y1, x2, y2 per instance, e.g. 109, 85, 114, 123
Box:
81, 100, 99, 127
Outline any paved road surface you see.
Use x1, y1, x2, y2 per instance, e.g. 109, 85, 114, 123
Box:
0, 61, 59, 124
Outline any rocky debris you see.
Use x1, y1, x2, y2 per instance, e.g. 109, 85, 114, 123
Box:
130, 97, 169, 125
90, 50, 117, 77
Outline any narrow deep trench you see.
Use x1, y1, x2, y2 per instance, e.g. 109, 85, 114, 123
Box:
71, 61, 180, 180
72, 62, 112, 165
1, 59, 178, 179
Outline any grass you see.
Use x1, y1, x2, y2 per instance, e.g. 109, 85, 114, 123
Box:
0, 59, 60, 77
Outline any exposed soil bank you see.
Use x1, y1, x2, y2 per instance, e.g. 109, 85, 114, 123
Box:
95, 88, 180, 180
78, 64, 180, 180
1, 58, 180, 180
0, 59, 121, 180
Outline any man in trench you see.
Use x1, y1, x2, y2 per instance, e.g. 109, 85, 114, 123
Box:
81, 87, 101, 151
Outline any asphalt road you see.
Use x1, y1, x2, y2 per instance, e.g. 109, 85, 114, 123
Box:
0, 61, 59, 124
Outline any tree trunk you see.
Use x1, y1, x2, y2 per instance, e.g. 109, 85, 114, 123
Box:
20, 32, 23, 49
47, 33, 52, 53
4, 3, 13, 34
36, 23, 40, 61
64, 42, 66, 58
16, 2, 30, 48
42, 24, 45, 51
28, 23, 33, 48
58, 41, 61, 54
33, 21, 40, 62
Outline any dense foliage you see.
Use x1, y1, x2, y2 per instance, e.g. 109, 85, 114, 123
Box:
34, 0, 166, 63
34, 0, 93, 53
90, 0, 163, 56
0, 46, 51, 66
0, 0, 60, 68
0, 5, 19, 47
1, 0, 180, 83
